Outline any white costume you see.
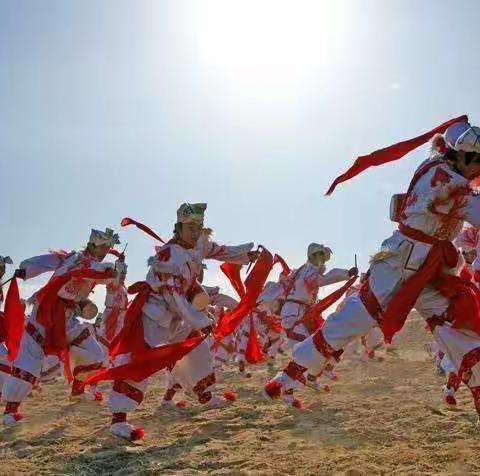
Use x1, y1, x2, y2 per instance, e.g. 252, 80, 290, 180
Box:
96, 278, 128, 350
278, 245, 351, 348
205, 286, 240, 379
266, 120, 480, 415
108, 203, 254, 440
2, 229, 120, 424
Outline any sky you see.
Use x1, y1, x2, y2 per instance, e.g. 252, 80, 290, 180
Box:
1, 0, 479, 302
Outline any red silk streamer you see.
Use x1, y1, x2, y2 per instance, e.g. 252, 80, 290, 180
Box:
326, 115, 468, 195
214, 249, 274, 345
379, 224, 459, 343
33, 267, 115, 381
301, 276, 357, 330
220, 262, 245, 298
245, 316, 265, 364
3, 278, 26, 362
273, 254, 291, 276
108, 249, 125, 260
84, 335, 206, 384
436, 274, 480, 335
121, 217, 165, 243
109, 281, 150, 357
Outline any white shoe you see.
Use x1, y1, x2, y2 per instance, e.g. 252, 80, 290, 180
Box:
110, 422, 145, 441
3, 412, 23, 426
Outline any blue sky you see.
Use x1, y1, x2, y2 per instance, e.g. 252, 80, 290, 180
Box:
1, 0, 479, 300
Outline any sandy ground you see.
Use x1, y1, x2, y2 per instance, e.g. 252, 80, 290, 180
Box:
1, 313, 480, 475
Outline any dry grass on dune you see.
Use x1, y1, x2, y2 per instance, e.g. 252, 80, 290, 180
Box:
1, 312, 480, 475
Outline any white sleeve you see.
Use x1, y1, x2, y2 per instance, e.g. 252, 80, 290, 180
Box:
20, 253, 64, 279
204, 241, 254, 264
318, 268, 350, 287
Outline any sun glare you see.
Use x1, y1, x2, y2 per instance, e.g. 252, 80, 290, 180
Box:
186, 1, 346, 95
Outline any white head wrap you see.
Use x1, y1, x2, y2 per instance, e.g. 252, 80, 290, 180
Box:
445, 122, 480, 153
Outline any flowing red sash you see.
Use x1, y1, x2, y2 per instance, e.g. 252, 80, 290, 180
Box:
379, 224, 459, 343
300, 276, 357, 333
326, 115, 468, 195
273, 254, 291, 276
85, 335, 206, 384
121, 217, 165, 243
214, 249, 274, 345
35, 268, 115, 359
436, 274, 480, 335
220, 262, 246, 298
3, 278, 26, 361
245, 316, 265, 364
109, 281, 150, 357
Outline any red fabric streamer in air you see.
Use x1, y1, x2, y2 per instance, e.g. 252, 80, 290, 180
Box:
3, 278, 26, 362
300, 276, 357, 332
214, 248, 273, 345
121, 217, 165, 243
326, 115, 468, 195
245, 316, 265, 364
220, 262, 245, 298
33, 267, 115, 380
109, 281, 151, 357
108, 249, 125, 260
273, 254, 291, 276
85, 335, 206, 384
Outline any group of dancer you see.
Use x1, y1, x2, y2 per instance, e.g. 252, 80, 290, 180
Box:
1, 115, 480, 442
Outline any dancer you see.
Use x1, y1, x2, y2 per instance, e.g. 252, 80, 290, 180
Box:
266, 117, 480, 418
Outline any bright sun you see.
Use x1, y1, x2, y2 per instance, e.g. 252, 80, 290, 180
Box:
186, 1, 346, 95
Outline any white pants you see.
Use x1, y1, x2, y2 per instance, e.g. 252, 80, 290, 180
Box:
281, 301, 310, 349
3, 318, 106, 403
108, 314, 217, 413
289, 236, 480, 396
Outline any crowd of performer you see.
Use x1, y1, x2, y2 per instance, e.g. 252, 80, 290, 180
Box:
1, 116, 480, 442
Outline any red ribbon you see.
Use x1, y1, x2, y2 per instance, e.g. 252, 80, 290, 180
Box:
245, 316, 265, 364
220, 262, 245, 298
85, 335, 206, 384
121, 217, 165, 243
3, 278, 26, 362
273, 254, 291, 276
109, 281, 150, 357
300, 276, 357, 333
379, 224, 459, 343
214, 248, 274, 345
326, 115, 468, 195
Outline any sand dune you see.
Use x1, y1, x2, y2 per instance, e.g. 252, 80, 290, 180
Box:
1, 313, 479, 475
